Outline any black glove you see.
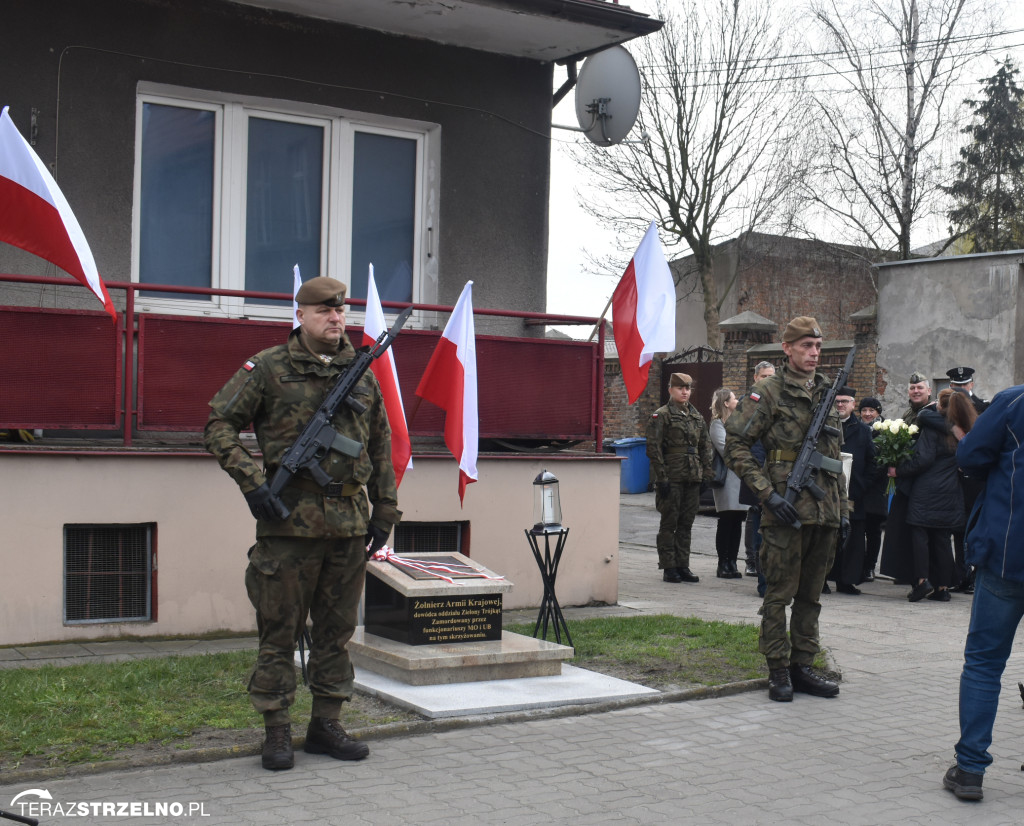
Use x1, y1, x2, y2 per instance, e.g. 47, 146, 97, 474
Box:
243, 484, 290, 522
839, 516, 851, 551
764, 492, 800, 527
365, 524, 390, 557
656, 481, 672, 497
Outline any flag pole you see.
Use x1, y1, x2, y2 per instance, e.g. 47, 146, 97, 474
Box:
587, 293, 614, 342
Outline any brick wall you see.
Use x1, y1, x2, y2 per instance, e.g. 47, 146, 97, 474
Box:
730, 234, 880, 343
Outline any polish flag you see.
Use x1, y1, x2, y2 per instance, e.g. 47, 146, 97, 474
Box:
611, 221, 675, 403
364, 265, 412, 487
292, 264, 302, 329
0, 106, 116, 321
415, 281, 478, 504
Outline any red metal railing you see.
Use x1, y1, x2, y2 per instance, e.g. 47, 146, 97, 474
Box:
0, 274, 606, 450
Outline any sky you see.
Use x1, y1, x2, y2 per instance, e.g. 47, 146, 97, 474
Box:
544, 0, 1024, 336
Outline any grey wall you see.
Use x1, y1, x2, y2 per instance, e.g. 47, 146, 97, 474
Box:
0, 0, 553, 329
876, 251, 1023, 413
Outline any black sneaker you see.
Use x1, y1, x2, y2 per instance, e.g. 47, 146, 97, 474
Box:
908, 580, 934, 602
836, 583, 862, 595
261, 723, 294, 771
768, 667, 793, 702
943, 764, 983, 801
304, 717, 369, 761
928, 589, 952, 602
789, 664, 839, 697
745, 562, 758, 577
862, 568, 875, 582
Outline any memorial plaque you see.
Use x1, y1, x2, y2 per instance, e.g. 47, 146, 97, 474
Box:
364, 552, 510, 646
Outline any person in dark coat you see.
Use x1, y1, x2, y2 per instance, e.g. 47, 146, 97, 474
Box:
895, 391, 974, 602
947, 367, 987, 593
857, 397, 888, 581
879, 371, 935, 584
828, 387, 878, 594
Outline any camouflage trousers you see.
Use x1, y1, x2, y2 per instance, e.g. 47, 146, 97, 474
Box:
244, 534, 366, 725
655, 482, 701, 569
758, 524, 837, 669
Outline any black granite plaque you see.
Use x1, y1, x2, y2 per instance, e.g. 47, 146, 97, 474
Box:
364, 574, 503, 645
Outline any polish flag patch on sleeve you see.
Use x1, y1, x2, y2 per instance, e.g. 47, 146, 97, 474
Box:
243, 360, 256, 372
749, 391, 761, 402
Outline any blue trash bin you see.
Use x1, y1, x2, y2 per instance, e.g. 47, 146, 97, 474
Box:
611, 437, 650, 494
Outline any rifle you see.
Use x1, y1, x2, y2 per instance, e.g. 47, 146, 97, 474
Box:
784, 345, 856, 529
266, 305, 413, 516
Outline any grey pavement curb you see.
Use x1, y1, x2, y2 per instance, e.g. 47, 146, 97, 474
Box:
2, 677, 768, 786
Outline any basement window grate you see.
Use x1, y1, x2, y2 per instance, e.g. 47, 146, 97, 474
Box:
392, 522, 464, 555
64, 524, 154, 624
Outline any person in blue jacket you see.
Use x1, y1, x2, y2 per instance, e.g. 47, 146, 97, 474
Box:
943, 384, 1024, 802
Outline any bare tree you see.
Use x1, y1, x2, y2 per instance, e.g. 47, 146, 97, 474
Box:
574, 0, 809, 349
803, 0, 995, 258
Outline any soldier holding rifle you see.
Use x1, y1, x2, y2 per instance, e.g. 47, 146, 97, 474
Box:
205, 276, 401, 771
725, 317, 850, 703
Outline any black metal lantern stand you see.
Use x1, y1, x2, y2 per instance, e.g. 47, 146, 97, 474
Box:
526, 470, 572, 647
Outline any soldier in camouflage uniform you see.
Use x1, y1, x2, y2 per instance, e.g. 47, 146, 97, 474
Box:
725, 317, 850, 703
646, 372, 713, 583
205, 276, 401, 771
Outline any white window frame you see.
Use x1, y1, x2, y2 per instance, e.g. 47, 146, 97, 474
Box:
132, 82, 439, 322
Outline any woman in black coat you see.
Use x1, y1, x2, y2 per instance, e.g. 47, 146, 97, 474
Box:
895, 399, 965, 602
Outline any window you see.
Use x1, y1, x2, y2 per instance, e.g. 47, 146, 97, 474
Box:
133, 85, 437, 318
64, 524, 154, 624
393, 521, 467, 555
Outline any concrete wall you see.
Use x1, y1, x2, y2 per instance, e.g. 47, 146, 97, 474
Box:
0, 453, 620, 647
0, 0, 552, 331
875, 252, 1023, 413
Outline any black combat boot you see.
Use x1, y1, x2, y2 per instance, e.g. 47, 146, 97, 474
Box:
678, 568, 700, 583
262, 723, 294, 771
768, 668, 793, 702
304, 717, 369, 761
789, 664, 840, 697
663, 567, 683, 583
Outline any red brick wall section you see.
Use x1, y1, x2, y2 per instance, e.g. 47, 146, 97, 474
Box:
732, 235, 878, 343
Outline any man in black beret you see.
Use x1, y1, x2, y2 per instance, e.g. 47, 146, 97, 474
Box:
857, 397, 886, 581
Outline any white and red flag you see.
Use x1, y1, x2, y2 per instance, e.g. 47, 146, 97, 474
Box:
611, 221, 675, 403
292, 263, 302, 329
364, 264, 412, 487
0, 106, 116, 321
415, 280, 478, 504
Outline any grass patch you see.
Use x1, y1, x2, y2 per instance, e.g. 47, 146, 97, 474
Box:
1, 615, 823, 772
508, 614, 768, 689
0, 651, 411, 772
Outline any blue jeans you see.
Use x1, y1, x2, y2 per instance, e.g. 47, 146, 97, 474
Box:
955, 567, 1024, 774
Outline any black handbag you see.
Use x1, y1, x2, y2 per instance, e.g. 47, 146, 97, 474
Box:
711, 450, 728, 488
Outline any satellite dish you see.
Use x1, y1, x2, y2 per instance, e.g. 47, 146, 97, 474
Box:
574, 45, 642, 147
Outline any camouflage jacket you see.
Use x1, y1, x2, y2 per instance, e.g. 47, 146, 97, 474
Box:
645, 400, 713, 484
725, 365, 850, 527
204, 329, 401, 539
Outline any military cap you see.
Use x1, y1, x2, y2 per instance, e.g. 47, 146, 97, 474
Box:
946, 366, 975, 385
669, 372, 693, 388
782, 316, 822, 343
837, 385, 856, 398
859, 397, 882, 414
295, 276, 347, 307
908, 371, 929, 385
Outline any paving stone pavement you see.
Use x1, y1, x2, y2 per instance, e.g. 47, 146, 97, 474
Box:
3, 492, 1023, 824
